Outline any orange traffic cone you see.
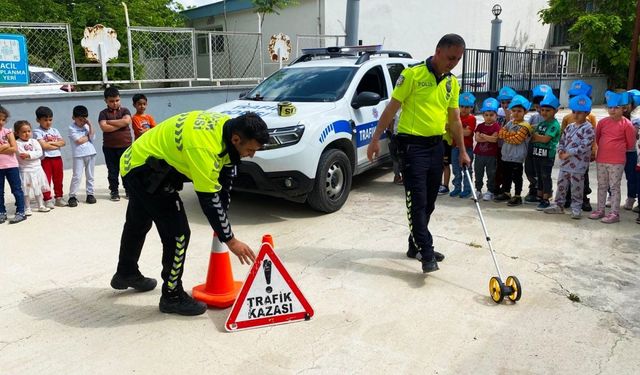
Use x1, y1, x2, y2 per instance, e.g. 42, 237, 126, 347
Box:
192, 232, 242, 308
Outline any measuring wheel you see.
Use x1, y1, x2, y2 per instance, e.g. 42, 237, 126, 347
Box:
505, 275, 522, 302
489, 276, 505, 304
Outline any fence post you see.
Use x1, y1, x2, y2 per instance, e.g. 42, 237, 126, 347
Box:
259, 32, 264, 80
65, 23, 78, 84
461, 50, 467, 91
208, 33, 214, 82
127, 27, 135, 82
190, 29, 197, 87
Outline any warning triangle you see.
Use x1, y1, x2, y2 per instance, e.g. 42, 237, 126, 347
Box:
225, 240, 314, 331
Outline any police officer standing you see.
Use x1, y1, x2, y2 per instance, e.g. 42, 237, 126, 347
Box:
367, 34, 471, 273
110, 111, 269, 315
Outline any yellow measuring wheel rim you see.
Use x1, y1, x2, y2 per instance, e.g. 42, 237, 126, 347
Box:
489, 277, 503, 303
506, 276, 520, 301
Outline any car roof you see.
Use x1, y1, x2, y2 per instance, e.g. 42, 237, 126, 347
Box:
285, 56, 420, 69
28, 66, 54, 72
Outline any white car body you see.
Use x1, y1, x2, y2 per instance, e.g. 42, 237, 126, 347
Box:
208, 48, 419, 212
0, 66, 73, 96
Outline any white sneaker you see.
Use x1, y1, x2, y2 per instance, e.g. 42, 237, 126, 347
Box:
38, 206, 51, 213
483, 192, 494, 201
55, 198, 68, 207
45, 199, 55, 209
25, 206, 32, 216
623, 198, 636, 210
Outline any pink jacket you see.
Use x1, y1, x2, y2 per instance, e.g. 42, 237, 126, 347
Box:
595, 117, 636, 164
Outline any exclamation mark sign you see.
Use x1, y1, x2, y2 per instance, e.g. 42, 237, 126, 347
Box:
263, 259, 273, 293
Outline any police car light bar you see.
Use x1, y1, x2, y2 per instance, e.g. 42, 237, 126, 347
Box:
300, 45, 383, 56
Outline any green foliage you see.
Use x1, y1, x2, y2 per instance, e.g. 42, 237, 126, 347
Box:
0, 0, 186, 83
539, 0, 637, 86
251, 0, 299, 15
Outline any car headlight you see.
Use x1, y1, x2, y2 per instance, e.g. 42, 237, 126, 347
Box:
262, 124, 305, 150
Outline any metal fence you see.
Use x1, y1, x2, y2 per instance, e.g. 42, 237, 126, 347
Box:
561, 50, 600, 75
202, 31, 263, 83
295, 34, 346, 57
129, 26, 196, 82
460, 46, 601, 101
461, 47, 565, 97
0, 22, 76, 84
0, 22, 602, 90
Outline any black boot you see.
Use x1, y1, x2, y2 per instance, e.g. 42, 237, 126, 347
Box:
159, 290, 207, 316
111, 273, 157, 292
407, 244, 444, 262
421, 257, 439, 273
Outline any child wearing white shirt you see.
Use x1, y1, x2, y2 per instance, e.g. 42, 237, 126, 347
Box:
67, 105, 97, 207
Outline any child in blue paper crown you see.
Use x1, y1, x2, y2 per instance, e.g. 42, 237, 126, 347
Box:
496, 95, 533, 206
530, 92, 561, 210
545, 95, 596, 219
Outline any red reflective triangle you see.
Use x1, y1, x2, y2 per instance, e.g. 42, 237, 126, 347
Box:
225, 241, 314, 331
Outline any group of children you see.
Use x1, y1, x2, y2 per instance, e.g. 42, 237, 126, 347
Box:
428, 80, 640, 223
0, 88, 156, 224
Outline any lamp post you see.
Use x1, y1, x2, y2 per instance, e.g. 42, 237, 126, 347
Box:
489, 4, 502, 92
490, 4, 502, 51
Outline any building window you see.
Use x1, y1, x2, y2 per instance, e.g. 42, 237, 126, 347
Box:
551, 23, 570, 47
197, 26, 224, 55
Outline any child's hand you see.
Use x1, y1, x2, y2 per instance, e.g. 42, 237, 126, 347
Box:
19, 153, 30, 159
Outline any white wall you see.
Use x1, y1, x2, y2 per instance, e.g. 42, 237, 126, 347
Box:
324, 0, 551, 74
190, 0, 323, 77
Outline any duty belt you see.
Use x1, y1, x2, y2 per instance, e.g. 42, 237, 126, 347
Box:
396, 134, 443, 148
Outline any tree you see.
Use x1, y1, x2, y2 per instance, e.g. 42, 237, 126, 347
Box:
225, 0, 299, 79
0, 0, 186, 83
539, 0, 637, 87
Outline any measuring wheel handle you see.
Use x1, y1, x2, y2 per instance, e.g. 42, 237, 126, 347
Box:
505, 275, 522, 302
489, 276, 505, 304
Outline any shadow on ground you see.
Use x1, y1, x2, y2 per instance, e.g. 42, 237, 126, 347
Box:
17, 287, 230, 329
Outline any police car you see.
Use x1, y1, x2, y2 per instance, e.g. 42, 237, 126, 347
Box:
208, 45, 418, 212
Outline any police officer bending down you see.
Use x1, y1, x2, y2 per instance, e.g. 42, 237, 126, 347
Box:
110, 111, 269, 315
367, 34, 471, 273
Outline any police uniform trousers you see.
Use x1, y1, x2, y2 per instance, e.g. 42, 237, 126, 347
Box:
117, 166, 191, 296
403, 140, 444, 261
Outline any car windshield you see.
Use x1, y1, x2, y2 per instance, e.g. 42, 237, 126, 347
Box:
30, 71, 65, 84
245, 66, 358, 102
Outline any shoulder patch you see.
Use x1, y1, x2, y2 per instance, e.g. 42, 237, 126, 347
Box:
396, 75, 405, 87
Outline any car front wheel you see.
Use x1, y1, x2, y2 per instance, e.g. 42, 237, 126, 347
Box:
307, 149, 352, 213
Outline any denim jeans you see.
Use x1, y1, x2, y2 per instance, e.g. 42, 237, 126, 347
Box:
451, 147, 474, 192
0, 167, 25, 214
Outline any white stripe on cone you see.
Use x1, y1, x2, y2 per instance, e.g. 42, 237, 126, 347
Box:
211, 232, 229, 254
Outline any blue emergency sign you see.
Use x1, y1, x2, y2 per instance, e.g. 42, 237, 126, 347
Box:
0, 34, 29, 85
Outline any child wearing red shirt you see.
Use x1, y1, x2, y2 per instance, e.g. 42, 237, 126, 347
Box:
590, 92, 637, 223
450, 92, 476, 198
474, 98, 501, 201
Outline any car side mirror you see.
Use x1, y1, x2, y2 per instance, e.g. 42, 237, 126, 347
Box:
239, 90, 249, 99
351, 91, 381, 109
